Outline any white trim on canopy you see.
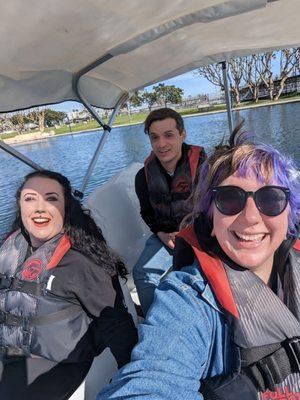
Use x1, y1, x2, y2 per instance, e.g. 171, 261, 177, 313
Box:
0, 0, 300, 112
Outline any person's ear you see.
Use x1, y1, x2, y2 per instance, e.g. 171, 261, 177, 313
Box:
211, 227, 216, 237
181, 130, 186, 140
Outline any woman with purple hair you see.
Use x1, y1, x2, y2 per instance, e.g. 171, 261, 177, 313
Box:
98, 123, 300, 400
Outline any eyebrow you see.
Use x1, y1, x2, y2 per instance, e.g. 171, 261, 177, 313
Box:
45, 192, 59, 196
150, 130, 174, 135
23, 191, 59, 197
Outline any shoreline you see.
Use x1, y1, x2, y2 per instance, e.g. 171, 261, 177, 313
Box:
4, 96, 300, 146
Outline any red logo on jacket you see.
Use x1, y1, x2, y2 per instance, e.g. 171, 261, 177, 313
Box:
261, 386, 300, 400
175, 180, 189, 192
22, 259, 43, 281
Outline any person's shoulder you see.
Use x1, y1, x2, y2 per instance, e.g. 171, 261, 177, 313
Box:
61, 247, 92, 265
136, 165, 146, 177
60, 248, 112, 278
161, 262, 207, 294
135, 166, 146, 185
147, 262, 218, 328
158, 262, 222, 315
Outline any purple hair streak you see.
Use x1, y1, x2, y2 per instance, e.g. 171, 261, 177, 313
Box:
193, 128, 300, 237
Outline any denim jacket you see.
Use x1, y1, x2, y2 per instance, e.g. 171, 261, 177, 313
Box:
97, 261, 239, 399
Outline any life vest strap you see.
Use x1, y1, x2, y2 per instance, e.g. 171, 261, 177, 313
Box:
244, 337, 300, 392
293, 239, 300, 251
32, 304, 82, 326
0, 305, 81, 327
148, 191, 190, 202
188, 146, 202, 182
178, 226, 239, 319
0, 346, 27, 359
0, 274, 45, 296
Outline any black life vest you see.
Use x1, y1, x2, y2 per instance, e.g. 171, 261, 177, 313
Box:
178, 225, 300, 400
0, 230, 92, 363
144, 144, 202, 231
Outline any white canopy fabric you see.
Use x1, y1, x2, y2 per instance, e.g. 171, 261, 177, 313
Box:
0, 0, 300, 112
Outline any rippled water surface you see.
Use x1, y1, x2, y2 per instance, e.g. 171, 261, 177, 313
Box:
1, 102, 300, 241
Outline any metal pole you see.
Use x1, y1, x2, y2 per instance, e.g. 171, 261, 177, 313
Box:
0, 140, 43, 171
66, 115, 72, 133
221, 61, 233, 134
72, 55, 129, 198
78, 94, 128, 196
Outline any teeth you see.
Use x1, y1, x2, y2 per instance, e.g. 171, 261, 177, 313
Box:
33, 218, 50, 223
235, 232, 265, 242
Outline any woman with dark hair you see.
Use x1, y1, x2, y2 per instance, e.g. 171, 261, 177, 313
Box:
98, 124, 300, 399
0, 170, 137, 400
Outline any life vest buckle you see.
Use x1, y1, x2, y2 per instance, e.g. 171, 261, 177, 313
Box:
6, 313, 21, 326
10, 277, 26, 292
245, 338, 300, 392
162, 193, 172, 202
6, 347, 26, 357
0, 346, 26, 359
0, 275, 12, 290
286, 337, 300, 370
0, 312, 22, 326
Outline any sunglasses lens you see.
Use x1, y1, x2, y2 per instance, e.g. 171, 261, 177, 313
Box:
214, 187, 245, 215
256, 187, 288, 216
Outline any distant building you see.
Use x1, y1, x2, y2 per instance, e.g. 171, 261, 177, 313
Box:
67, 109, 92, 123
24, 122, 38, 130
240, 74, 300, 101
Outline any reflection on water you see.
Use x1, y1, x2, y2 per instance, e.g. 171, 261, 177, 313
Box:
1, 102, 300, 240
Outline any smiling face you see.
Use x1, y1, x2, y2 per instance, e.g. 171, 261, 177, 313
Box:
212, 172, 289, 283
20, 177, 65, 247
148, 117, 186, 173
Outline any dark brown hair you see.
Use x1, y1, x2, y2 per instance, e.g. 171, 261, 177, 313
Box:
144, 108, 185, 134
12, 170, 127, 277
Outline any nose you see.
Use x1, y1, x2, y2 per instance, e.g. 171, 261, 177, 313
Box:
156, 136, 166, 148
240, 197, 262, 223
35, 197, 46, 213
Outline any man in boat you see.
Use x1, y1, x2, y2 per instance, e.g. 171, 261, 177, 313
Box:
133, 107, 206, 315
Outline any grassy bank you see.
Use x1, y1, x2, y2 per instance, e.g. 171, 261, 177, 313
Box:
2, 93, 300, 140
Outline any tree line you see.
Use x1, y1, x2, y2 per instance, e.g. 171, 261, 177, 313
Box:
195, 48, 300, 105
0, 108, 66, 135
127, 48, 300, 110
126, 83, 184, 112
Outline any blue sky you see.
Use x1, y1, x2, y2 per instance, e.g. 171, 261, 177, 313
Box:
53, 70, 216, 112
162, 71, 216, 97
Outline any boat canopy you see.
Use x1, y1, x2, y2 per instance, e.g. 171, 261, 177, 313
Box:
1, 0, 300, 112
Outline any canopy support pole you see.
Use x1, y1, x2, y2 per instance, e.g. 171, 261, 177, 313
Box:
221, 61, 233, 134
0, 140, 43, 171
72, 59, 129, 197
77, 94, 127, 197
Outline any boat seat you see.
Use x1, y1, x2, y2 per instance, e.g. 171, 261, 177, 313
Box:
86, 162, 151, 275
69, 162, 149, 400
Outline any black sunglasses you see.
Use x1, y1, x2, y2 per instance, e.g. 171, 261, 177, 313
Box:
212, 185, 290, 217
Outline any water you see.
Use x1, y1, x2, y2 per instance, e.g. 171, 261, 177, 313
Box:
1, 102, 300, 241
